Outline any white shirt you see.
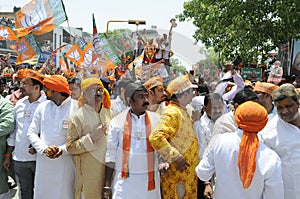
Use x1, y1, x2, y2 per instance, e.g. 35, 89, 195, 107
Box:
214, 72, 245, 103
197, 130, 284, 199
260, 114, 300, 199
105, 110, 161, 199
27, 97, 78, 199
193, 113, 215, 159
111, 96, 127, 116
190, 96, 205, 112
7, 93, 47, 161
212, 111, 236, 136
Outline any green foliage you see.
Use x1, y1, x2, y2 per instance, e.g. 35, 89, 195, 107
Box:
193, 47, 220, 76
170, 58, 187, 74
177, 0, 300, 64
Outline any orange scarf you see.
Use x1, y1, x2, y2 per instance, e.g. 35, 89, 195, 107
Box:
235, 101, 268, 189
122, 111, 155, 191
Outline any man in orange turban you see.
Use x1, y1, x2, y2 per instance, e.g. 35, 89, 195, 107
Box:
253, 82, 278, 122
4, 69, 47, 199
66, 77, 113, 199
196, 101, 283, 199
143, 76, 167, 114
27, 75, 78, 199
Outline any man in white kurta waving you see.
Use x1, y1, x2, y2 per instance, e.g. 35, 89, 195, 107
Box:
27, 75, 78, 199
104, 82, 161, 199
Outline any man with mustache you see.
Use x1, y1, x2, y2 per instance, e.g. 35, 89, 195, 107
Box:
103, 83, 161, 199
143, 76, 168, 114
260, 83, 300, 199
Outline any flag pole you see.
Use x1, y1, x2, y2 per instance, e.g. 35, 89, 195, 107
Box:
66, 19, 73, 45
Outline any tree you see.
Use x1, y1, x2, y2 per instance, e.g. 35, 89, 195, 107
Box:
177, 0, 300, 64
170, 57, 187, 74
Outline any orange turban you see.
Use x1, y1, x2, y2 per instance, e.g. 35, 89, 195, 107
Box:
26, 69, 45, 84
143, 76, 164, 90
43, 75, 71, 95
253, 82, 278, 96
234, 101, 268, 189
167, 75, 197, 96
15, 69, 29, 79
78, 78, 111, 109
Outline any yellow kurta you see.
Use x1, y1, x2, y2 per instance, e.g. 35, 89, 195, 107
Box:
66, 104, 113, 199
150, 102, 199, 199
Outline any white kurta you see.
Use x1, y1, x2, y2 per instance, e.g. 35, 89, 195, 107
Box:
260, 114, 300, 199
197, 130, 284, 199
105, 110, 161, 199
212, 111, 236, 136
193, 113, 215, 159
27, 97, 78, 199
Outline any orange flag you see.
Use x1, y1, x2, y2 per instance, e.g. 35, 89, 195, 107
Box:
0, 26, 17, 40
60, 57, 70, 75
14, 0, 67, 37
65, 44, 85, 66
10, 34, 41, 65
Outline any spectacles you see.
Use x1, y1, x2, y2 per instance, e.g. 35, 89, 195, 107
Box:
20, 82, 33, 87
86, 87, 104, 93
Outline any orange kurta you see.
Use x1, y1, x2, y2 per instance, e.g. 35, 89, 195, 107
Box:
150, 102, 199, 199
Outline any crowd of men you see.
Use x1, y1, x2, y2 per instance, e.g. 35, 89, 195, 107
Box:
0, 58, 299, 199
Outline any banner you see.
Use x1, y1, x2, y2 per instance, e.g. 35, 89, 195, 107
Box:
10, 34, 41, 65
0, 26, 17, 40
97, 33, 122, 66
241, 68, 262, 81
15, 0, 67, 37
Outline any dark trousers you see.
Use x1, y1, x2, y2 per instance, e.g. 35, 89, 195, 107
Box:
197, 178, 206, 199
14, 160, 36, 199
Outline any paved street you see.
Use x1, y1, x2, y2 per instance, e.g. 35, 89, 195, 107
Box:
8, 177, 20, 199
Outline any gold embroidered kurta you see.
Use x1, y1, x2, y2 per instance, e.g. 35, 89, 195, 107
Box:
150, 102, 199, 199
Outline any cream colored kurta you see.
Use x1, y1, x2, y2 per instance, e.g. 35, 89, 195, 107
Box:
66, 104, 113, 199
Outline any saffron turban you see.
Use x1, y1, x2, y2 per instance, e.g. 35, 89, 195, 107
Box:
78, 78, 111, 109
166, 75, 197, 96
15, 69, 28, 79
253, 82, 278, 96
143, 76, 164, 90
25, 69, 45, 84
234, 101, 268, 189
43, 75, 71, 95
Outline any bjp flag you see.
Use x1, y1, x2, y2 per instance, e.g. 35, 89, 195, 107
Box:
65, 43, 85, 67
14, 0, 67, 37
10, 34, 41, 65
60, 57, 70, 75
0, 26, 17, 40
